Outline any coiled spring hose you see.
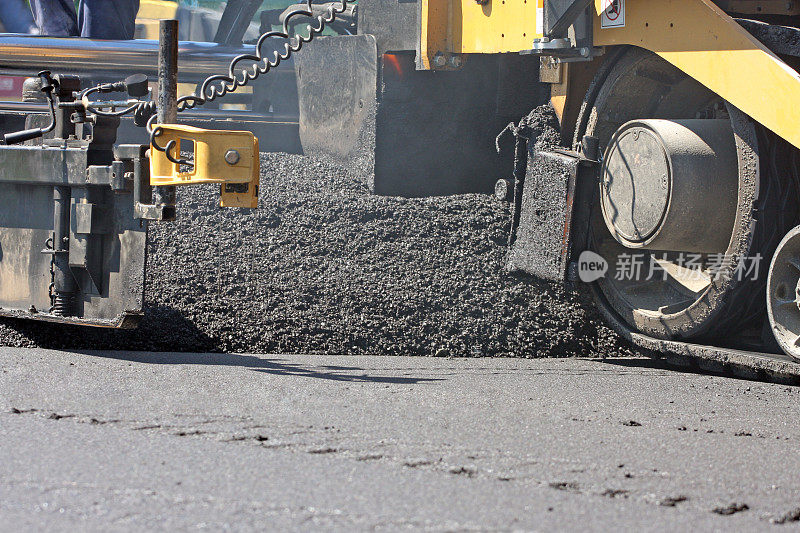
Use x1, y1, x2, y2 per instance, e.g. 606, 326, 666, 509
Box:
87, 0, 349, 167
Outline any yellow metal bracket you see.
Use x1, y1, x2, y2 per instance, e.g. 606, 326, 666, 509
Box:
149, 124, 260, 208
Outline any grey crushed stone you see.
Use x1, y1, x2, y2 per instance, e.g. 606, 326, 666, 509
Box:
0, 107, 629, 357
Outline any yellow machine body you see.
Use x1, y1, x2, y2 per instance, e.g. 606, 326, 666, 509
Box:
149, 124, 260, 209
419, 0, 543, 63
420, 0, 800, 151
135, 0, 179, 39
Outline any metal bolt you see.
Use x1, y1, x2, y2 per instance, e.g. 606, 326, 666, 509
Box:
225, 149, 240, 165
580, 47, 590, 57
449, 55, 463, 68
432, 53, 447, 68
494, 178, 513, 202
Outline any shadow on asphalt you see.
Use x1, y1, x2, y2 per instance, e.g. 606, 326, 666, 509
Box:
581, 356, 704, 377
587, 357, 713, 378
587, 357, 672, 370
589, 356, 794, 385
66, 349, 444, 385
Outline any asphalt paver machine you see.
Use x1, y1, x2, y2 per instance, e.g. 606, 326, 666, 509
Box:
4, 0, 800, 381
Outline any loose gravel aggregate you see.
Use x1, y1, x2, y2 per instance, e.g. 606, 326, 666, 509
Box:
0, 107, 629, 357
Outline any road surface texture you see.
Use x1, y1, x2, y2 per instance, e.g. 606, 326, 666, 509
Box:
2, 347, 799, 530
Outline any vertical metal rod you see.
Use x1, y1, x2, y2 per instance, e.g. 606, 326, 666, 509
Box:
52, 185, 76, 316
154, 18, 178, 219
508, 135, 528, 247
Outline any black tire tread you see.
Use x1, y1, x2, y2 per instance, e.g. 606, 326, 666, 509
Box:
704, 127, 800, 340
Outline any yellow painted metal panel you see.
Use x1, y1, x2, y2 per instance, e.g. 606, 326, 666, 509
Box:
420, 0, 448, 68
420, 0, 541, 68
594, 0, 800, 150
136, 0, 179, 39
456, 0, 540, 52
135, 20, 160, 40
138, 0, 178, 20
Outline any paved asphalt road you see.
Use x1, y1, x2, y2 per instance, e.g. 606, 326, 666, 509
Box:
1, 348, 799, 531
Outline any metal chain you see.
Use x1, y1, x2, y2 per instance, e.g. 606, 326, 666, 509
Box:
45, 234, 56, 312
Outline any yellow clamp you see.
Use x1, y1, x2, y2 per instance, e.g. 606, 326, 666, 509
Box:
149, 124, 260, 208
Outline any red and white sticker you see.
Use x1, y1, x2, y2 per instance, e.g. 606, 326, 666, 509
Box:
601, 0, 625, 28
0, 76, 23, 98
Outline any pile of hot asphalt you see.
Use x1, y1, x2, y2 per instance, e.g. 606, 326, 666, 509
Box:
0, 107, 629, 357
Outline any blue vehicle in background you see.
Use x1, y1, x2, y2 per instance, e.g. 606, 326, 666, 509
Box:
0, 0, 38, 34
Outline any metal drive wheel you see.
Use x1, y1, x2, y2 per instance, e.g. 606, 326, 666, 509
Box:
573, 47, 797, 343
767, 226, 800, 361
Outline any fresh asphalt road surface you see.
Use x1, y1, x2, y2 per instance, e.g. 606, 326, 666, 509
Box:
1, 348, 799, 531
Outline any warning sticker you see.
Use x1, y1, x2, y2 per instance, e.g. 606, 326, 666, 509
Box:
601, 0, 625, 28
536, 0, 544, 36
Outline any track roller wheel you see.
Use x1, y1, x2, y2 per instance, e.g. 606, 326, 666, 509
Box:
573, 47, 798, 344
767, 226, 800, 361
